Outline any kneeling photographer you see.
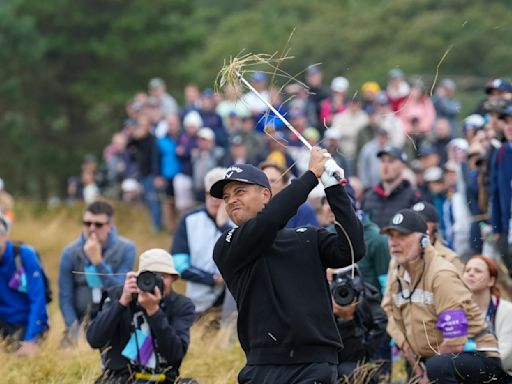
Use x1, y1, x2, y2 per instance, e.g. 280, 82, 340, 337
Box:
328, 266, 387, 380
86, 249, 195, 384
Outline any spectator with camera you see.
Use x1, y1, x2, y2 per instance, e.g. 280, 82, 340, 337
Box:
211, 147, 365, 383
381, 209, 509, 383
0, 214, 48, 357
58, 201, 136, 348
327, 266, 387, 380
86, 248, 195, 383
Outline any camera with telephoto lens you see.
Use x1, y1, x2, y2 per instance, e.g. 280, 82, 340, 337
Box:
331, 269, 364, 306
137, 271, 164, 294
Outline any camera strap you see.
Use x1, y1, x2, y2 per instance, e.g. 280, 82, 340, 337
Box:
125, 302, 161, 372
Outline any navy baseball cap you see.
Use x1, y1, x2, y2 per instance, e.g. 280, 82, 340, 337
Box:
377, 146, 408, 163
306, 65, 321, 74
251, 71, 267, 82
485, 78, 512, 95
418, 144, 436, 157
209, 164, 272, 199
381, 209, 427, 235
412, 201, 439, 224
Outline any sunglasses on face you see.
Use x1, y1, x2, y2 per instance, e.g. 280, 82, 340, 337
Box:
83, 221, 109, 228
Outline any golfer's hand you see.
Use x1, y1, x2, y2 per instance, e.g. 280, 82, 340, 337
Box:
321, 159, 344, 188
308, 147, 329, 178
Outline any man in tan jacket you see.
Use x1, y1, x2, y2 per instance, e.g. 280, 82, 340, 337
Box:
381, 209, 508, 383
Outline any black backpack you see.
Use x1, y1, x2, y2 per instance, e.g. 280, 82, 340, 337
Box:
12, 242, 53, 303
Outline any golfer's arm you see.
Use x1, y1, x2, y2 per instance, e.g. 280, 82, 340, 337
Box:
216, 171, 318, 271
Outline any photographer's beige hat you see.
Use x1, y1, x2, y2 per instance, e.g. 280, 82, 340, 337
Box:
138, 248, 179, 277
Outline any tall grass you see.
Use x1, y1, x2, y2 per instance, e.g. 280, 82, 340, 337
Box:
1, 201, 405, 383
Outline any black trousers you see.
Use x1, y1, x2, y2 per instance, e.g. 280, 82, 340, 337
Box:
425, 352, 511, 384
238, 362, 337, 384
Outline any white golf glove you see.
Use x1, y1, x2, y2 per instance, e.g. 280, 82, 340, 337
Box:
321, 158, 345, 188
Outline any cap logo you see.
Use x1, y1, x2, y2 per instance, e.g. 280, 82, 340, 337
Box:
413, 202, 425, 212
392, 214, 404, 225
225, 166, 243, 179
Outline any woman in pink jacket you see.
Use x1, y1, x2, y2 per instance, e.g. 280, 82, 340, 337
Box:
398, 80, 436, 137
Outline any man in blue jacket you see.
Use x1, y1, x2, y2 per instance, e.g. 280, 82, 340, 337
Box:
58, 201, 136, 347
491, 104, 512, 277
0, 214, 48, 357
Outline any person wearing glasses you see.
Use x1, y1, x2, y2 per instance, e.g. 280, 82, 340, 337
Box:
58, 201, 136, 348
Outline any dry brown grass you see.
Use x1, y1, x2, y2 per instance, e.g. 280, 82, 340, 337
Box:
1, 201, 407, 383
0, 201, 245, 383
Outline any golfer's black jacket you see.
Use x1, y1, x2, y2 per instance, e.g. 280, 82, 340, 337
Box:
86, 286, 195, 380
213, 171, 365, 365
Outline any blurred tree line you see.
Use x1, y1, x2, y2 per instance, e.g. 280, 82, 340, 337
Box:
0, 0, 510, 199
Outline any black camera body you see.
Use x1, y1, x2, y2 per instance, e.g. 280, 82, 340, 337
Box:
137, 271, 164, 294
331, 269, 364, 306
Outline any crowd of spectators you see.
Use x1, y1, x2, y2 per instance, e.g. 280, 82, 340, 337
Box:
64, 69, 511, 269
6, 65, 510, 381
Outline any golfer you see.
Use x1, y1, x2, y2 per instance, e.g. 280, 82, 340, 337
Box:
211, 147, 365, 383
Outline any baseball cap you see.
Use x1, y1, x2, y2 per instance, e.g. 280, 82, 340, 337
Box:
210, 164, 272, 199
197, 127, 215, 141
251, 71, 267, 82
439, 78, 456, 91
331, 77, 349, 93
448, 138, 469, 152
324, 128, 342, 141
121, 178, 140, 193
362, 81, 381, 94
423, 166, 443, 182
149, 77, 165, 89
229, 134, 244, 146
305, 65, 321, 75
388, 68, 404, 79
462, 114, 485, 131
183, 111, 203, 128
202, 88, 214, 98
485, 78, 512, 95
138, 248, 179, 277
412, 201, 439, 224
418, 144, 437, 157
377, 146, 408, 163
443, 160, 458, 173
205, 167, 227, 194
381, 208, 428, 235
